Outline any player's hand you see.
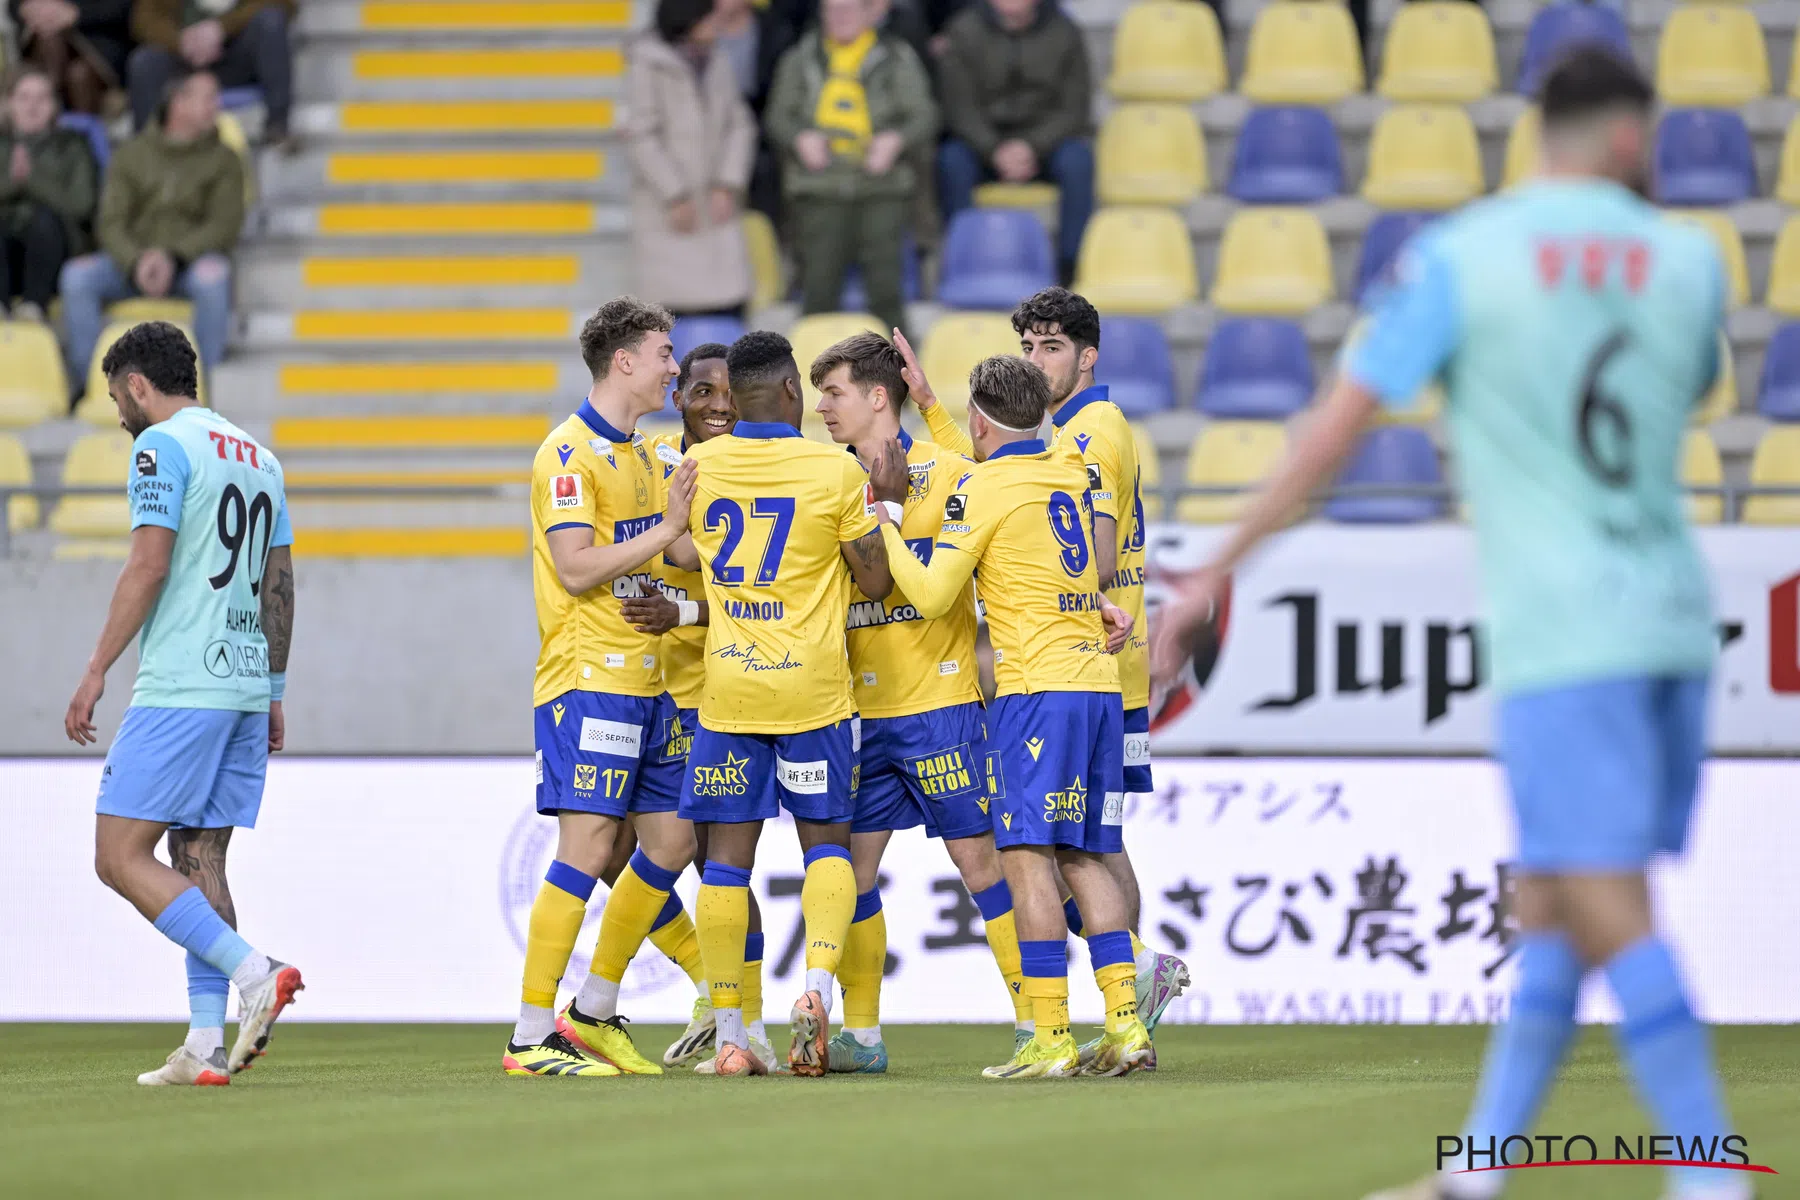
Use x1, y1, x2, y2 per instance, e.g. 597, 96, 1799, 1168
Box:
870, 437, 909, 506
267, 700, 285, 752
1150, 565, 1225, 688
795, 130, 832, 172
64, 668, 104, 745
668, 199, 699, 234
622, 591, 681, 634
1100, 601, 1134, 654
663, 457, 698, 528
893, 328, 937, 411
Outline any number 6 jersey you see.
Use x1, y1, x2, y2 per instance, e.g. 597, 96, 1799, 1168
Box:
127, 406, 293, 712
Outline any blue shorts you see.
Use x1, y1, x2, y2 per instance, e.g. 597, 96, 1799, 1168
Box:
96, 706, 268, 829
1498, 674, 1709, 873
986, 691, 1124, 854
661, 704, 698, 768
679, 716, 859, 825
854, 701, 992, 841
1123, 705, 1153, 798
534, 690, 683, 817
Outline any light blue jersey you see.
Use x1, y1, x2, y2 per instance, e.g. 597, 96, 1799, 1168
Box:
1343, 179, 1723, 696
128, 406, 293, 711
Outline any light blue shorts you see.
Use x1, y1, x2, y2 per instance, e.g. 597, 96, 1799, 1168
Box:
96, 705, 268, 829
1498, 674, 1709, 873
854, 701, 991, 841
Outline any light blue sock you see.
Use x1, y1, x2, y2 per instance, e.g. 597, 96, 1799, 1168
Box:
1463, 932, 1583, 1149
153, 887, 253, 977
186, 952, 229, 1031
1606, 936, 1735, 1196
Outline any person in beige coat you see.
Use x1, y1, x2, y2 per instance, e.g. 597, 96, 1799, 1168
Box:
626, 0, 757, 317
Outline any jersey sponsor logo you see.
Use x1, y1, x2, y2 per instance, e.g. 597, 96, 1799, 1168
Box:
862, 482, 877, 516
1024, 736, 1044, 761
604, 653, 625, 668
710, 641, 800, 673
661, 713, 693, 762
203, 639, 236, 678
1123, 732, 1151, 767
939, 660, 959, 675
574, 763, 598, 793
588, 438, 615, 465
1044, 776, 1087, 824
535, 750, 544, 785
642, 654, 656, 670
1085, 462, 1102, 492
1102, 791, 1124, 826
580, 717, 642, 757
862, 671, 878, 686
984, 749, 1005, 802
944, 493, 967, 521
847, 598, 920, 628
613, 514, 662, 542
722, 599, 785, 621
908, 744, 974, 797
558, 444, 574, 465
691, 751, 751, 797
551, 474, 583, 509
134, 448, 158, 477
612, 571, 657, 599
655, 442, 683, 466
940, 523, 971, 535
776, 756, 828, 795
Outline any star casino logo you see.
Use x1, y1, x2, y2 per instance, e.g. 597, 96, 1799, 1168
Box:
1042, 776, 1087, 824
691, 751, 751, 797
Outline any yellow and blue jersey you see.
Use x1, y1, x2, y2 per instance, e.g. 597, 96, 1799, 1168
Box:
647, 430, 706, 713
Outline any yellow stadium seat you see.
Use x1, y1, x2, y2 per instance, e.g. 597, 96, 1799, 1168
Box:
919, 313, 1020, 423
1131, 421, 1164, 520
106, 297, 195, 326
1376, 1, 1498, 102
1502, 107, 1540, 189
0, 433, 38, 533
1342, 316, 1444, 423
1242, 1, 1364, 105
1211, 206, 1333, 315
1666, 210, 1749, 308
1656, 5, 1769, 107
1777, 118, 1800, 205
1072, 207, 1198, 314
1176, 421, 1287, 523
1693, 332, 1738, 425
788, 312, 883, 416
0, 321, 69, 428
1767, 217, 1800, 315
1362, 104, 1484, 210
78, 321, 206, 423
974, 182, 1060, 210
1097, 104, 1208, 206
742, 210, 782, 311
50, 429, 133, 537
1793, 30, 1800, 100
1743, 427, 1800, 524
1683, 429, 1724, 524
1107, 1, 1228, 102
216, 111, 256, 211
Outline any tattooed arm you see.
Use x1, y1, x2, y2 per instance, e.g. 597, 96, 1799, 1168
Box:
839, 526, 893, 602
260, 545, 294, 751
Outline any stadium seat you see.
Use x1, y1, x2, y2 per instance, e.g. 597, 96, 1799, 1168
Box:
1654, 110, 1756, 206
1107, 1, 1227, 102
216, 111, 256, 210
1241, 2, 1364, 105
1376, 1, 1498, 103
919, 313, 1019, 422
1778, 118, 1800, 205
1767, 217, 1800, 315
1758, 323, 1800, 421
671, 314, 746, 365
1655, 5, 1770, 107
1517, 4, 1630, 95
973, 182, 1060, 211
1743, 427, 1800, 524
49, 430, 133, 537
742, 210, 782, 310
106, 297, 195, 325
1325, 427, 1445, 523
1211, 207, 1333, 316
1131, 421, 1165, 520
1072, 207, 1198, 314
79, 322, 205, 422
1354, 211, 1435, 303
0, 433, 37, 534
1197, 318, 1314, 419
839, 235, 921, 311
1683, 429, 1725, 524
1694, 331, 1738, 425
1666, 209, 1749, 308
0, 321, 69, 428
935, 209, 1056, 310
1362, 105, 1483, 210
1092, 317, 1176, 417
1502, 107, 1540, 189
1227, 107, 1343, 204
56, 112, 109, 173
1176, 421, 1287, 523
789, 312, 883, 408
1097, 104, 1208, 206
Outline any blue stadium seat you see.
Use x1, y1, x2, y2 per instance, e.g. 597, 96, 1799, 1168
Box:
841, 234, 922, 311
57, 112, 109, 173
935, 209, 1056, 310
1516, 2, 1630, 95
1759, 323, 1800, 421
670, 314, 747, 366
1654, 109, 1756, 206
1326, 427, 1446, 523
1092, 317, 1176, 417
1196, 317, 1313, 419
1354, 211, 1435, 304
1227, 107, 1343, 203
219, 86, 264, 112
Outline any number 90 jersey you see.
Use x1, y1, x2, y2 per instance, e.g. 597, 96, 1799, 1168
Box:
685, 422, 878, 733
127, 407, 292, 712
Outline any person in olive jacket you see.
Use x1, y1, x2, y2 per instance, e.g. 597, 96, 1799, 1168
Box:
0, 67, 98, 321
764, 0, 937, 337
127, 0, 294, 143
60, 68, 243, 378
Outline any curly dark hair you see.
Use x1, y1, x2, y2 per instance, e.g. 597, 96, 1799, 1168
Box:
101, 321, 199, 399
678, 341, 732, 385
1010, 286, 1102, 352
580, 296, 674, 380
806, 330, 908, 410
968, 355, 1051, 432
726, 330, 798, 389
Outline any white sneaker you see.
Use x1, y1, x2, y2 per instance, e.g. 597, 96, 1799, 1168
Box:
228, 959, 305, 1073
663, 996, 717, 1067
693, 1035, 779, 1074
138, 1044, 231, 1086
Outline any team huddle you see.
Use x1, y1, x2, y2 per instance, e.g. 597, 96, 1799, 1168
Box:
509, 286, 1189, 1079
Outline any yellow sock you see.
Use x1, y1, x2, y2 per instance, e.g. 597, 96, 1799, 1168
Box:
840, 890, 886, 1029
743, 933, 764, 1028
521, 866, 594, 1008
799, 847, 856, 977
647, 904, 706, 988
588, 853, 675, 985
1129, 930, 1147, 960
1096, 961, 1138, 1034
697, 873, 750, 1014
983, 907, 1032, 1025
1024, 974, 1070, 1047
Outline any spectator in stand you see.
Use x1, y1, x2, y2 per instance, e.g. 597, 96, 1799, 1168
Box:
624, 0, 757, 319
61, 68, 242, 381
0, 67, 97, 321
7, 0, 134, 115
936, 0, 1093, 283
765, 0, 937, 337
127, 0, 293, 146
712, 0, 803, 221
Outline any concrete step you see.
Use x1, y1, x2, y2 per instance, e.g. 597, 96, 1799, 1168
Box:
235, 246, 626, 307
243, 307, 583, 351
298, 0, 635, 42
297, 44, 624, 102
261, 145, 618, 204
293, 98, 617, 140
273, 411, 552, 451
262, 201, 625, 240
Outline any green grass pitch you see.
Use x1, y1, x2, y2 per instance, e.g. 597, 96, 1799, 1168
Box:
3, 1024, 1796, 1198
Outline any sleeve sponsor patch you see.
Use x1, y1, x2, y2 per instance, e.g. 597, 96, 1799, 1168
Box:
656, 442, 684, 466
1086, 462, 1103, 492
863, 482, 878, 517
134, 448, 157, 477
944, 493, 967, 521
776, 756, 829, 795
551, 473, 584, 509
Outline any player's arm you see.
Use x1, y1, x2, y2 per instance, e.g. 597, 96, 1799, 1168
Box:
894, 328, 975, 458
546, 459, 697, 596
65, 524, 177, 745
841, 527, 893, 601
622, 589, 708, 633
838, 451, 894, 600
260, 537, 294, 752
869, 436, 975, 618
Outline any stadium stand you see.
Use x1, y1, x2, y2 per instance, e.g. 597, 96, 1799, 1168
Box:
1768, 217, 1800, 314
1655, 109, 1757, 206
1780, 118, 1800, 206
1761, 324, 1800, 422
1325, 427, 1446, 524
1695, 332, 1740, 427
0, 433, 38, 534
1131, 419, 1164, 520
1092, 316, 1177, 418
1654, 4, 1770, 106
1228, 106, 1343, 204
1096, 104, 1208, 206
1105, 0, 1227, 103
1375, 1, 1498, 104
1516, 3, 1632, 96
742, 210, 784, 311
1196, 317, 1314, 421
1240, 1, 1365, 105
1354, 211, 1435, 303
0, 322, 68, 429
1211, 206, 1333, 315
1502, 106, 1541, 190
1176, 420, 1288, 524
669, 314, 748, 365
1684, 428, 1726, 524
48, 429, 131, 540
935, 209, 1057, 312
1744, 427, 1800, 524
918, 313, 1020, 422
1362, 104, 1485, 210
1072, 205, 1198, 313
